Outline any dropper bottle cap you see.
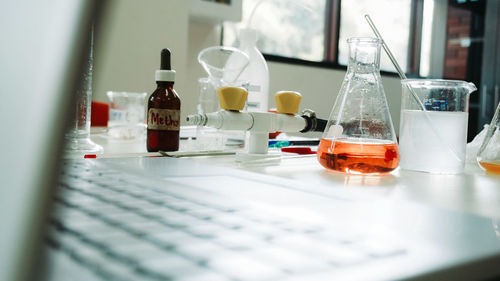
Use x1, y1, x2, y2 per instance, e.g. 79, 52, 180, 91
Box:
155, 48, 176, 82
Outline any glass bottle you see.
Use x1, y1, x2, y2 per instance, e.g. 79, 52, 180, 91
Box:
477, 102, 500, 174
236, 28, 269, 112
147, 49, 181, 152
317, 37, 399, 174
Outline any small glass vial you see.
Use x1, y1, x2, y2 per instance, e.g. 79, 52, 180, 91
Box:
147, 49, 181, 152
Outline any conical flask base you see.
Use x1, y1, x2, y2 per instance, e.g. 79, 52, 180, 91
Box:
318, 138, 399, 174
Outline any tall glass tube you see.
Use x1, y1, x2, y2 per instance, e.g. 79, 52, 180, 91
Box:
64, 25, 103, 157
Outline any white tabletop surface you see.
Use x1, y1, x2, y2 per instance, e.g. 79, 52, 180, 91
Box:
91, 129, 500, 220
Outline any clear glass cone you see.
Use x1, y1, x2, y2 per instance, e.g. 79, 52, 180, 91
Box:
317, 37, 399, 174
197, 46, 249, 85
477, 102, 500, 174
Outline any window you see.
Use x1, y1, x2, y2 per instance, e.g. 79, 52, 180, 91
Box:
223, 0, 495, 140
223, 0, 327, 61
337, 0, 412, 72
223, 0, 437, 76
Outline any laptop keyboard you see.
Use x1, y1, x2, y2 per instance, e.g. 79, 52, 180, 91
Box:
46, 160, 408, 281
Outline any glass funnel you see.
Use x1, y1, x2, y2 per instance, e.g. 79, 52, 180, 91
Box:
197, 46, 249, 113
477, 102, 500, 174
317, 37, 399, 174
198, 46, 249, 85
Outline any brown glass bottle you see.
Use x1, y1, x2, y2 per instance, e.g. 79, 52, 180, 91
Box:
147, 49, 181, 152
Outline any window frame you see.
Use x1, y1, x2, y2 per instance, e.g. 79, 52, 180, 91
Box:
222, 0, 425, 78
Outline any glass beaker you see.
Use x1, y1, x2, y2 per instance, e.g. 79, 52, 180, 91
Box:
477, 102, 500, 174
317, 37, 399, 174
106, 91, 147, 140
399, 79, 476, 174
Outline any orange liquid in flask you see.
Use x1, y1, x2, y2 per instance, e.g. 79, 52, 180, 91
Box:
479, 161, 500, 174
317, 138, 399, 174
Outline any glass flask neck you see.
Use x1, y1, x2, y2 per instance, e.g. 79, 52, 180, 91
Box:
347, 38, 381, 73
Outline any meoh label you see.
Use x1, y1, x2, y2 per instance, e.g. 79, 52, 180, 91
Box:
147, 108, 180, 130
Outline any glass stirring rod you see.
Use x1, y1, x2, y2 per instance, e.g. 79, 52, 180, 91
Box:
364, 14, 463, 163
364, 14, 426, 111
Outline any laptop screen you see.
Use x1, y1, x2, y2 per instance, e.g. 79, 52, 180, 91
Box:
0, 1, 103, 280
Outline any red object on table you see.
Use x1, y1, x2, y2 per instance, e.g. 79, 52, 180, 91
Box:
91, 101, 109, 127
281, 147, 317, 155
269, 131, 281, 139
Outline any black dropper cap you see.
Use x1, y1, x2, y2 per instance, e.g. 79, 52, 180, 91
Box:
160, 48, 171, 70
156, 48, 175, 82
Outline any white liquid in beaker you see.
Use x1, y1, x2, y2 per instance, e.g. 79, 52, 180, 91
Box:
399, 110, 468, 173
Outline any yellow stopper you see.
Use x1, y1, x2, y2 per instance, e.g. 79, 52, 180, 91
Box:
217, 87, 248, 111
274, 91, 302, 114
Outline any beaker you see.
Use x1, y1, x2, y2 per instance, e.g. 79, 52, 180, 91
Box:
106, 91, 147, 140
194, 78, 225, 150
317, 37, 399, 174
477, 102, 500, 174
399, 79, 476, 174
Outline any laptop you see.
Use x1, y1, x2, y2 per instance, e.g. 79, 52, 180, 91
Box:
2, 1, 500, 281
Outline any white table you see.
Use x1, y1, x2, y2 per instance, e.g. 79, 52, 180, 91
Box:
91, 130, 500, 220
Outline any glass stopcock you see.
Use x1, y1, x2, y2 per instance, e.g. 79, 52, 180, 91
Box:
317, 37, 399, 174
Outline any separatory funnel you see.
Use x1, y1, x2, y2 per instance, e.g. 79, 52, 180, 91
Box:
197, 46, 250, 115
195, 46, 250, 150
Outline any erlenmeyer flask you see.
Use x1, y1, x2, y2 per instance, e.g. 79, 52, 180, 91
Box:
477, 102, 500, 174
317, 37, 399, 174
